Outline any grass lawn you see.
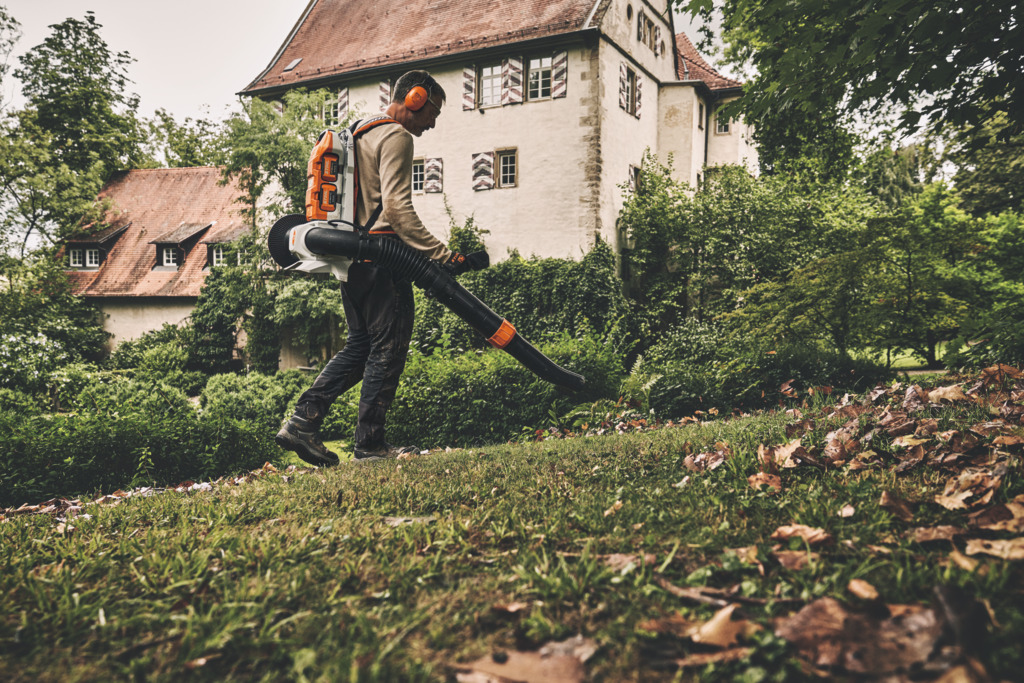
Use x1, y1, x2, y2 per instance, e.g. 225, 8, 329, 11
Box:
2, 370, 1023, 681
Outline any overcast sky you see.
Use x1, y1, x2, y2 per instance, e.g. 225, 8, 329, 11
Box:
3, 0, 310, 120
4, 1, 713, 123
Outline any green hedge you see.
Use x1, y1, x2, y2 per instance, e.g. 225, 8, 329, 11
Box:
0, 378, 280, 507
316, 334, 624, 448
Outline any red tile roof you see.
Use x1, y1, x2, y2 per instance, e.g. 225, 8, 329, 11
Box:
242, 0, 600, 95
68, 167, 248, 298
675, 32, 742, 91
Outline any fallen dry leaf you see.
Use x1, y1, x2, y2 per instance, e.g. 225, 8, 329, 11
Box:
948, 548, 980, 572
771, 524, 833, 546
928, 385, 972, 404
775, 597, 945, 676
454, 635, 597, 683
603, 500, 623, 517
838, 504, 856, 518
935, 466, 1005, 511
691, 604, 761, 648
968, 495, 1024, 532
772, 549, 819, 570
879, 491, 914, 522
964, 538, 1024, 561
601, 553, 655, 572
847, 579, 879, 600
980, 364, 1024, 388
908, 526, 962, 544
492, 602, 530, 615
748, 472, 782, 493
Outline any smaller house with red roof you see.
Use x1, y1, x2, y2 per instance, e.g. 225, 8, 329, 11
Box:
66, 167, 249, 350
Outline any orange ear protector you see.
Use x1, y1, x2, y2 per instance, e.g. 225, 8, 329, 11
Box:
404, 85, 430, 111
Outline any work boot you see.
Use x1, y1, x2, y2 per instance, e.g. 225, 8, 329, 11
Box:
275, 416, 340, 467
353, 442, 419, 462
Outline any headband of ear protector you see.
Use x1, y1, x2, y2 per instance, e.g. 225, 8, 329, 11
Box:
404, 84, 431, 111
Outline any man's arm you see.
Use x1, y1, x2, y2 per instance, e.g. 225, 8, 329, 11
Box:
377, 129, 452, 262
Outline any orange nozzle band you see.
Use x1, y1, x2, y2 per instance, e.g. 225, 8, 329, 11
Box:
488, 319, 516, 349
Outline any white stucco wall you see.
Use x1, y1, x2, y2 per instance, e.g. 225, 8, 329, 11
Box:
658, 84, 704, 188
707, 98, 759, 173
98, 298, 196, 350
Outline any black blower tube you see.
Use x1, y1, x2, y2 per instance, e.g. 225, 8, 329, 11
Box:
281, 223, 586, 391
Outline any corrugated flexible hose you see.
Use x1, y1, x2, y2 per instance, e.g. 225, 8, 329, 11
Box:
268, 216, 586, 391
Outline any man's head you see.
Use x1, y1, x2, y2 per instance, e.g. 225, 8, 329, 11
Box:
389, 70, 445, 137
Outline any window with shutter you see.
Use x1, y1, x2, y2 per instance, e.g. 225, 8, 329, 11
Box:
379, 80, 391, 112
479, 63, 502, 107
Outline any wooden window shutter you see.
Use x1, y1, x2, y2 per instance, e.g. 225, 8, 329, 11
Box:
379, 80, 391, 112
552, 51, 568, 99
463, 67, 476, 110
338, 87, 349, 119
501, 57, 524, 105
635, 76, 642, 119
472, 152, 494, 191
425, 158, 443, 193
618, 63, 628, 111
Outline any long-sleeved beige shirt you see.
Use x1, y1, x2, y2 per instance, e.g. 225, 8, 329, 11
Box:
354, 121, 451, 262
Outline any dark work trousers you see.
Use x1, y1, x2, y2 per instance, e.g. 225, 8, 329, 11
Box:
292, 261, 415, 450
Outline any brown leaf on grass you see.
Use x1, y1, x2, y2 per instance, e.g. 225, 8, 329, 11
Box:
847, 579, 879, 600
774, 597, 945, 676
908, 526, 963, 544
780, 379, 798, 398
948, 549, 980, 572
603, 500, 623, 517
932, 659, 991, 683
928, 385, 973, 404
968, 495, 1024, 532
935, 466, 1006, 511
454, 636, 597, 683
601, 553, 655, 572
980, 364, 1024, 388
879, 491, 914, 522
785, 418, 816, 439
992, 434, 1024, 448
772, 549, 819, 570
748, 473, 782, 493
968, 421, 1007, 437
964, 538, 1024, 560
894, 444, 927, 474
879, 410, 917, 437
903, 385, 930, 412
691, 604, 762, 648
916, 418, 940, 436
771, 524, 833, 546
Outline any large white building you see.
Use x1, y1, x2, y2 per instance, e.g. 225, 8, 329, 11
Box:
241, 0, 757, 260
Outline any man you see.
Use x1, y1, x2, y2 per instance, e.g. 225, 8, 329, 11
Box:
276, 70, 487, 466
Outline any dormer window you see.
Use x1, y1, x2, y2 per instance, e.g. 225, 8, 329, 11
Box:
162, 247, 179, 268
69, 249, 83, 268
85, 249, 100, 268
211, 245, 226, 267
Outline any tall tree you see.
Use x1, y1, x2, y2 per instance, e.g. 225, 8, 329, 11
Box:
13, 12, 146, 176
0, 6, 19, 109
679, 0, 1023, 151
146, 109, 228, 168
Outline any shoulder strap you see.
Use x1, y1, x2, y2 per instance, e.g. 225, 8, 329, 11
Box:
349, 116, 401, 232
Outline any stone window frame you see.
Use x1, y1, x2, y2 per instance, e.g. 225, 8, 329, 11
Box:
412, 158, 425, 193
496, 148, 518, 188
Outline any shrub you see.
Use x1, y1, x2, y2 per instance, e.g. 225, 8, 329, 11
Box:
0, 376, 281, 506
135, 342, 208, 396
106, 323, 190, 370
318, 333, 624, 448
201, 370, 311, 433
0, 331, 73, 394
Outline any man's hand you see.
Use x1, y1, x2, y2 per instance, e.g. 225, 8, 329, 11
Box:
443, 250, 489, 276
